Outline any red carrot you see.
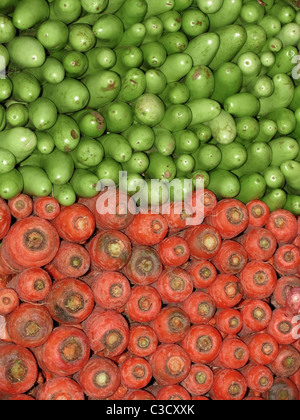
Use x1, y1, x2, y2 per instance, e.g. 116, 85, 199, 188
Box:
205, 199, 249, 240
52, 241, 91, 278
76, 356, 121, 400
151, 306, 190, 344
211, 240, 248, 275
214, 309, 243, 336
36, 326, 90, 377
157, 236, 190, 267
120, 356, 152, 390
150, 344, 191, 386
89, 230, 131, 272
33, 196, 60, 220
246, 199, 270, 228
239, 299, 273, 334
1, 217, 60, 270
187, 259, 217, 289
0, 198, 10, 240
208, 274, 242, 309
187, 188, 217, 218
82, 307, 129, 357
8, 194, 33, 220
180, 291, 216, 325
238, 227, 277, 261
123, 245, 162, 285
212, 336, 249, 370
0, 343, 38, 395
239, 261, 278, 300
128, 325, 158, 358
155, 267, 193, 304
184, 224, 222, 260
246, 332, 279, 365
0, 288, 19, 316
156, 385, 191, 400
241, 364, 274, 394
263, 377, 299, 401
267, 308, 297, 345
125, 211, 168, 246
92, 271, 131, 310
125, 390, 156, 400
7, 268, 52, 303
162, 201, 194, 233
51, 203, 95, 243
273, 244, 300, 276
125, 285, 162, 323
210, 368, 247, 401
36, 377, 85, 400
46, 278, 94, 325
265, 209, 298, 245
181, 324, 222, 364
181, 364, 213, 396
268, 344, 300, 378
7, 303, 53, 348
272, 275, 300, 309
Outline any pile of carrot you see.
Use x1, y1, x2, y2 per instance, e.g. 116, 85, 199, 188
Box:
0, 190, 299, 401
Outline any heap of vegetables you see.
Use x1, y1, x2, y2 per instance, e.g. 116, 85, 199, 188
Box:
0, 0, 299, 214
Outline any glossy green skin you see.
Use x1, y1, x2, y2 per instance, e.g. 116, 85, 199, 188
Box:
160, 82, 190, 106
0, 127, 37, 163
181, 9, 209, 37
260, 51, 275, 69
134, 93, 165, 127
146, 152, 177, 182
0, 147, 16, 174
13, 0, 49, 30
184, 66, 214, 100
240, 1, 265, 24
118, 23, 146, 47
0, 106, 5, 132
122, 152, 150, 174
270, 1, 296, 25
211, 62, 243, 104
158, 53, 193, 83
43, 148, 75, 185
18, 166, 52, 197
289, 85, 300, 111
262, 189, 287, 212
259, 15, 281, 37
83, 71, 121, 108
71, 137, 104, 169
236, 116, 260, 142
210, 25, 247, 71
184, 33, 220, 66
111, 46, 143, 76
159, 10, 182, 33
169, 177, 194, 202
101, 100, 133, 133
94, 158, 122, 185
145, 70, 167, 95
142, 17, 164, 44
50, 0, 82, 24
6, 104, 29, 128
262, 37, 282, 54
47, 115, 80, 152
174, 0, 193, 11
28, 98, 58, 131
124, 124, 155, 152
116, 0, 147, 29
159, 32, 188, 55
37, 20, 69, 52
159, 104, 192, 132
101, 133, 132, 163
141, 42, 167, 69
43, 78, 89, 114
53, 183, 76, 206
174, 130, 200, 154
103, 0, 126, 14
267, 46, 298, 77
193, 144, 222, 171
36, 132, 55, 155
83, 48, 116, 78
26, 57, 66, 85
235, 174, 267, 204
284, 195, 300, 215
189, 124, 212, 143
70, 169, 99, 198
208, 169, 240, 199
81, 0, 108, 14
205, 110, 237, 144
0, 79, 13, 102
0, 169, 23, 200
269, 137, 300, 167
224, 93, 260, 118
259, 74, 295, 116
265, 108, 296, 135
233, 142, 272, 177
196, 0, 223, 14
190, 170, 210, 189
10, 72, 41, 103
233, 24, 267, 63
217, 142, 247, 170
145, 0, 175, 18
0, 14, 16, 43
140, 178, 170, 205
175, 154, 195, 173
263, 166, 286, 189
73, 109, 106, 138
187, 99, 221, 126
119, 173, 144, 196
68, 24, 96, 52
208, 0, 243, 30
0, 45, 9, 74
7, 36, 46, 69
93, 15, 124, 48
246, 75, 274, 98
63, 51, 88, 78
153, 128, 176, 156
278, 22, 300, 47
253, 119, 278, 142
281, 160, 300, 191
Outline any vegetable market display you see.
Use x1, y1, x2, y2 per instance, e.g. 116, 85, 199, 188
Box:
0, 0, 299, 212
0, 0, 300, 402
0, 191, 300, 400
